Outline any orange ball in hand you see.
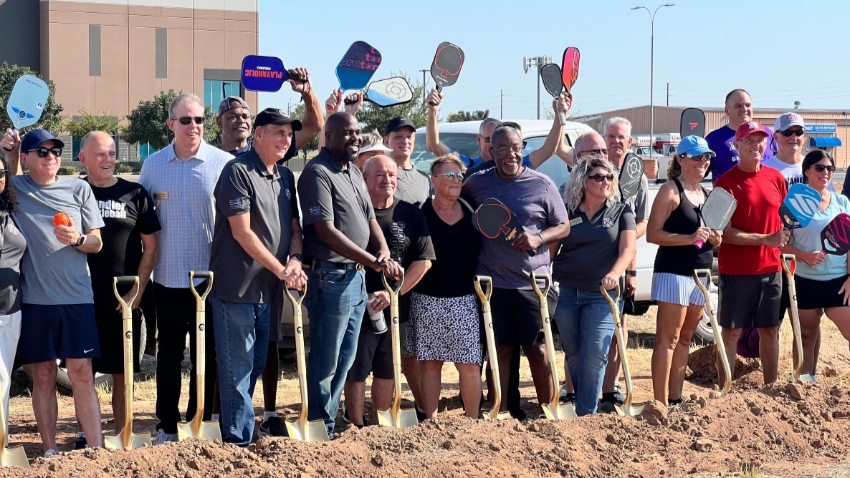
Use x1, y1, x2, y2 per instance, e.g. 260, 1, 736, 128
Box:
53, 212, 71, 227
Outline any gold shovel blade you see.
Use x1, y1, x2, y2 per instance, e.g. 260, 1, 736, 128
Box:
542, 402, 578, 420
177, 420, 222, 442
284, 419, 329, 442
0, 445, 28, 468
104, 432, 151, 451
377, 407, 418, 428
614, 403, 645, 417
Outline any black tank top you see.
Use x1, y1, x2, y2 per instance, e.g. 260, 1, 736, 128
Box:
653, 178, 713, 276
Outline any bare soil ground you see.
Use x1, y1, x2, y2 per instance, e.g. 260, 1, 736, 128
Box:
3, 306, 850, 477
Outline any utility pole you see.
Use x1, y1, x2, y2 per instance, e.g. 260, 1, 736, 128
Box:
523, 56, 552, 120
500, 90, 503, 119
632, 4, 675, 147
666, 82, 669, 106
419, 69, 429, 104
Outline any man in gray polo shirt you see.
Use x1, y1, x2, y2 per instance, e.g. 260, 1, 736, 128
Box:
385, 116, 431, 206
209, 108, 307, 446
298, 112, 401, 438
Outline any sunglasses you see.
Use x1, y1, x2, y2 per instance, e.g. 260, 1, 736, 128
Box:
29, 147, 63, 158
438, 171, 464, 182
587, 173, 615, 183
812, 164, 836, 173
579, 148, 609, 157
173, 116, 205, 125
777, 130, 804, 137
0, 170, 7, 179
681, 153, 712, 162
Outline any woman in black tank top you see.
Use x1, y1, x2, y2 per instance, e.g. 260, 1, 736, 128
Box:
646, 136, 723, 406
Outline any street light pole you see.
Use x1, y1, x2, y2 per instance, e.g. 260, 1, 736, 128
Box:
419, 69, 429, 104
632, 3, 674, 150
523, 56, 553, 120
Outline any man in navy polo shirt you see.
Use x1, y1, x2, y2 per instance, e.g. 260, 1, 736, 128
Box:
209, 108, 307, 446
706, 89, 774, 183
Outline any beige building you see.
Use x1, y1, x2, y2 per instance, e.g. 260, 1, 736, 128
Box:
576, 105, 850, 167
1, 0, 258, 121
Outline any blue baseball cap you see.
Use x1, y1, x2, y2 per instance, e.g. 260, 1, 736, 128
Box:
20, 128, 65, 152
676, 135, 715, 157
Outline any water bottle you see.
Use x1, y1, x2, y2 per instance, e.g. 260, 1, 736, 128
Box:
367, 296, 387, 334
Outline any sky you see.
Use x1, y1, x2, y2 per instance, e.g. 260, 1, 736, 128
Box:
258, 0, 850, 120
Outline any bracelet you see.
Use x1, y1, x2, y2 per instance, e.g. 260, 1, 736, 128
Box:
537, 233, 545, 245
625, 270, 637, 277
290, 253, 303, 263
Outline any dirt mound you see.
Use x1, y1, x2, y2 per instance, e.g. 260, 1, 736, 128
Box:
686, 344, 762, 388
3, 381, 849, 477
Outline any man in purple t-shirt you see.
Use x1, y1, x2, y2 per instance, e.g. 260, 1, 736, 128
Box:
461, 125, 570, 418
705, 89, 774, 183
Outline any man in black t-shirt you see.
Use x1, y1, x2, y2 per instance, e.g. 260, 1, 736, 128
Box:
79, 131, 161, 442
343, 154, 435, 428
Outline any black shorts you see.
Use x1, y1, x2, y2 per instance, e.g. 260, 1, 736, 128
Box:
490, 288, 556, 347
719, 272, 782, 329
18, 304, 100, 365
346, 310, 394, 382
92, 307, 142, 375
795, 274, 850, 310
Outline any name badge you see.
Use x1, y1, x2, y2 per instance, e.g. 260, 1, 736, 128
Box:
154, 192, 169, 200
569, 217, 582, 226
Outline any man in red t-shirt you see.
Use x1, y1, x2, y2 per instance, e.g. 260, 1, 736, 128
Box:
715, 121, 789, 387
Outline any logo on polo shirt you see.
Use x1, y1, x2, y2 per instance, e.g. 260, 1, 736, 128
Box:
602, 217, 614, 228
229, 198, 249, 211
7, 224, 20, 235
309, 205, 322, 217
99, 200, 127, 219
285, 188, 291, 200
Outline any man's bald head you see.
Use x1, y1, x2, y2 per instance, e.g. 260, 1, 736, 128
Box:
324, 112, 362, 163
80, 130, 115, 152
363, 154, 395, 176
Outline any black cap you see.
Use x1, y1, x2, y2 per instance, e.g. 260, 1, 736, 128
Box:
254, 108, 303, 131
385, 116, 416, 136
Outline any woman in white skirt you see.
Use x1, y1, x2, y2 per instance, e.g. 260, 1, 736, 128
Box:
646, 136, 721, 405
0, 157, 26, 438
407, 154, 482, 419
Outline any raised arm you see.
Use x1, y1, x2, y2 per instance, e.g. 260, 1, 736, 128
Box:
289, 68, 324, 151
528, 93, 572, 169
425, 88, 451, 157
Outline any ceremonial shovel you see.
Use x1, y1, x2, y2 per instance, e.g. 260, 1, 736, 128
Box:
377, 271, 418, 428
474, 276, 511, 421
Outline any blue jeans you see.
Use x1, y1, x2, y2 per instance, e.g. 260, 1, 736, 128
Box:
304, 266, 366, 436
211, 299, 270, 446
553, 286, 619, 416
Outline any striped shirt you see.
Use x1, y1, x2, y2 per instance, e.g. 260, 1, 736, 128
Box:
139, 140, 233, 288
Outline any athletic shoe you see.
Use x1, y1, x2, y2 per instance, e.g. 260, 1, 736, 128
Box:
341, 402, 367, 427
74, 435, 87, 450
153, 429, 178, 445
43, 449, 58, 458
668, 397, 686, 407
509, 407, 528, 422
414, 404, 426, 422
564, 393, 577, 404
258, 416, 287, 437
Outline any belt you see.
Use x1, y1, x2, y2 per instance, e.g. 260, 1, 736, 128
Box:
304, 259, 363, 271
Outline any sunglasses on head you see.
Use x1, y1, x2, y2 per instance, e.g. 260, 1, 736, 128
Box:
438, 171, 464, 182
812, 164, 836, 173
587, 173, 614, 183
29, 147, 63, 158
777, 129, 804, 137
173, 116, 205, 125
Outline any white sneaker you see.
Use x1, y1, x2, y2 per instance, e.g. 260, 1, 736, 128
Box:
153, 429, 178, 445
43, 448, 58, 458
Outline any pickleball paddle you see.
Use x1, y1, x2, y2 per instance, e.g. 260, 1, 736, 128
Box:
821, 213, 850, 256
336, 41, 382, 93
561, 47, 580, 94
430, 42, 464, 93
540, 63, 566, 125
695, 187, 737, 248
679, 108, 706, 138
780, 183, 821, 230
365, 77, 414, 108
473, 198, 537, 256
241, 55, 287, 92
619, 153, 644, 203
3, 74, 50, 151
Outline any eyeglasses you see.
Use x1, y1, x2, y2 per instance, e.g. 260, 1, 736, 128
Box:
493, 145, 524, 156
29, 147, 63, 158
578, 148, 609, 158
587, 173, 615, 183
681, 153, 712, 162
777, 130, 804, 137
812, 164, 836, 173
438, 171, 464, 182
0, 170, 7, 179
173, 116, 205, 125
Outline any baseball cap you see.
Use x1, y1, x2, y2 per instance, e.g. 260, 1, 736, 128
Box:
774, 112, 805, 132
21, 128, 65, 152
385, 116, 416, 136
676, 135, 715, 157
217, 96, 249, 117
735, 121, 769, 141
253, 108, 302, 131
358, 143, 393, 156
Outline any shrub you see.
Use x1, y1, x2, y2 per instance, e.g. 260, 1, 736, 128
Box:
57, 166, 76, 175
115, 163, 133, 174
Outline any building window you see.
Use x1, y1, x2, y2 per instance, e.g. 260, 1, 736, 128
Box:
203, 80, 241, 109
155, 28, 167, 79
89, 25, 101, 77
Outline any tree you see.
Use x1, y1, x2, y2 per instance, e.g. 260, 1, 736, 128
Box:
63, 111, 122, 138
446, 110, 490, 123
0, 62, 64, 134
291, 102, 319, 154
125, 89, 219, 150
356, 73, 427, 135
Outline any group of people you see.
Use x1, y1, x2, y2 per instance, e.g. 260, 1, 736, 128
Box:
1, 74, 849, 458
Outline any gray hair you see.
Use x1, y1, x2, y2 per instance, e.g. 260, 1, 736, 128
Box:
489, 125, 522, 146
79, 131, 115, 152
168, 93, 204, 119
573, 131, 603, 154
603, 117, 632, 136
563, 158, 618, 210
360, 129, 384, 150
479, 117, 502, 136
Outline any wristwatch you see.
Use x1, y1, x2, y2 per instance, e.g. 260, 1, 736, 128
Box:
625, 270, 637, 277
71, 234, 86, 247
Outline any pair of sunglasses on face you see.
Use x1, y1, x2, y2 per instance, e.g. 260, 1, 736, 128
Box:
27, 147, 63, 158
172, 116, 205, 125
438, 171, 464, 182
777, 129, 804, 137
587, 173, 614, 182
811, 164, 836, 173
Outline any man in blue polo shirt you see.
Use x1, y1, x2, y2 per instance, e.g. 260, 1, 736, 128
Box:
705, 89, 774, 183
